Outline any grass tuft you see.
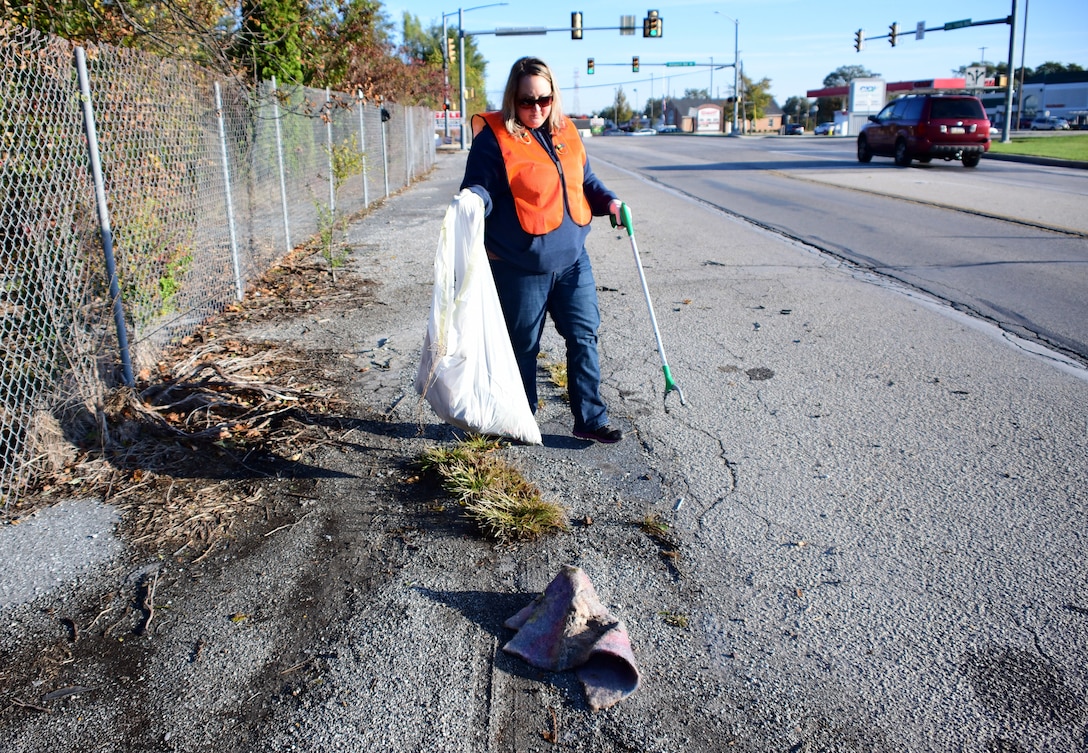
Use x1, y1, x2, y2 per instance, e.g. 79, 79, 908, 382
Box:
418, 435, 567, 542
659, 611, 689, 629
539, 353, 569, 402
638, 513, 671, 538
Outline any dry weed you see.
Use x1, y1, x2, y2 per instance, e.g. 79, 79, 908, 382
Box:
418, 436, 567, 542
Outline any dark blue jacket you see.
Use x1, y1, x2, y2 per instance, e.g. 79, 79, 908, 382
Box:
460, 123, 618, 274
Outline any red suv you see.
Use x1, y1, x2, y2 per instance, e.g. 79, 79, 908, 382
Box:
857, 94, 991, 168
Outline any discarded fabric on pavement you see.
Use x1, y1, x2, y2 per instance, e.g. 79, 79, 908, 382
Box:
503, 564, 640, 711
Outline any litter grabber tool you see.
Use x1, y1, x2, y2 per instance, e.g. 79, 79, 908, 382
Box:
611, 203, 687, 408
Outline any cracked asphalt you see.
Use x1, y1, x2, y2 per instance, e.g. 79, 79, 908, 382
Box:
1, 148, 1086, 752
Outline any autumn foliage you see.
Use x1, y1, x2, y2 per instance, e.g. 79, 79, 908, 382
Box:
5, 0, 444, 104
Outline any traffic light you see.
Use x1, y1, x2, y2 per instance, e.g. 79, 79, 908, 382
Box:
587, 57, 595, 75
643, 9, 662, 38
632, 55, 640, 73
446, 37, 456, 64
854, 29, 864, 52
888, 22, 899, 47
571, 11, 582, 40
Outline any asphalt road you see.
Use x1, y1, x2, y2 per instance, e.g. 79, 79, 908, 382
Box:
1, 147, 1085, 752
587, 133, 1088, 366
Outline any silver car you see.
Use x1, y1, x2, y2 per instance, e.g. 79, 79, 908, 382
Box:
1030, 116, 1070, 131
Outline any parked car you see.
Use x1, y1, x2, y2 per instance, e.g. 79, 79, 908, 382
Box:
814, 122, 835, 135
632, 127, 657, 135
783, 123, 804, 135
1030, 116, 1071, 131
656, 124, 680, 133
856, 94, 991, 168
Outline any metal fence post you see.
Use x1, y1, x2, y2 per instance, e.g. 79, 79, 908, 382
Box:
325, 87, 335, 212
405, 107, 412, 185
357, 90, 369, 208
214, 81, 243, 301
75, 46, 134, 387
271, 77, 292, 254
381, 102, 390, 199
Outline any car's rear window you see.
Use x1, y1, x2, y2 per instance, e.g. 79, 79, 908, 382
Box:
930, 99, 985, 119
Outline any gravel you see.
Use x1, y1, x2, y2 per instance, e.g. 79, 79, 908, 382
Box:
1, 148, 1085, 753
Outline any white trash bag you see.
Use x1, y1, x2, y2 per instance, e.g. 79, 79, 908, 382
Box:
414, 189, 542, 445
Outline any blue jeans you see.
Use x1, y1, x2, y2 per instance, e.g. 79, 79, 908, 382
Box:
489, 251, 610, 431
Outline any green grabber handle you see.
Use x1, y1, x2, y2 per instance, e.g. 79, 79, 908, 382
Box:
609, 203, 687, 407
609, 202, 635, 237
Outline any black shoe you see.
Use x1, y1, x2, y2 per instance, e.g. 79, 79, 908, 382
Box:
573, 424, 623, 444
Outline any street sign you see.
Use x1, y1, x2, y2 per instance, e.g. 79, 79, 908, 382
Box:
665, 61, 695, 67
494, 27, 546, 36
965, 66, 986, 88
944, 18, 972, 30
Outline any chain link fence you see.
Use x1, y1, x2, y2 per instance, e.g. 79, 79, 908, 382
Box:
0, 24, 436, 509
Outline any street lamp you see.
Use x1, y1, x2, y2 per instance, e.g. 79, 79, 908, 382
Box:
444, 3, 508, 150
715, 11, 739, 135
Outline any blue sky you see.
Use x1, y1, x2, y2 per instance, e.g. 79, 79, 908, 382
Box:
379, 0, 1086, 114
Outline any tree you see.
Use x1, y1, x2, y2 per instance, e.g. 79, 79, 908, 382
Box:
816, 65, 879, 122
7, 0, 236, 70
741, 72, 772, 122
683, 87, 709, 100
822, 65, 878, 88
643, 96, 666, 121
597, 88, 632, 126
398, 15, 486, 116
236, 0, 306, 84
782, 96, 811, 123
1033, 61, 1084, 76
304, 1, 441, 104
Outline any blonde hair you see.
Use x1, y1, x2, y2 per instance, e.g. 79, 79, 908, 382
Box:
499, 56, 565, 134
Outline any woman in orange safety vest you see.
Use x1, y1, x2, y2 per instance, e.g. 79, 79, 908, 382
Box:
461, 57, 625, 444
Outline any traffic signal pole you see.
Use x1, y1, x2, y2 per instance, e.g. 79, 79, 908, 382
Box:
455, 10, 666, 148
851, 2, 1018, 143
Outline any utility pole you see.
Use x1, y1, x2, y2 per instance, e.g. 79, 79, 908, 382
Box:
1001, 0, 1017, 143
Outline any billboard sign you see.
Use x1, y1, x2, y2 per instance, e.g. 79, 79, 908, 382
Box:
849, 78, 886, 113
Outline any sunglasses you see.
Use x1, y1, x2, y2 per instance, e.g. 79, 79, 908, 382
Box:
517, 94, 553, 109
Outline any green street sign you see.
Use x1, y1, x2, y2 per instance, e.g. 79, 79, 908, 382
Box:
944, 18, 972, 30
665, 61, 695, 67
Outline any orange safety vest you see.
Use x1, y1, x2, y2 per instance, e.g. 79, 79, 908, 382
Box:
472, 112, 592, 235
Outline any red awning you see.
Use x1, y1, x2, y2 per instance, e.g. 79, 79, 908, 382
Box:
806, 78, 967, 99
